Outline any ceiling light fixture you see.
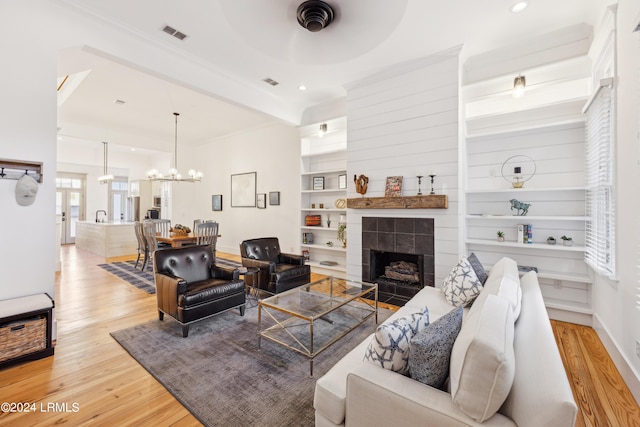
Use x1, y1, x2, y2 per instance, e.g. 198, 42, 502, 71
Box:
98, 141, 114, 183
298, 84, 307, 91
513, 75, 526, 98
147, 113, 203, 183
297, 0, 334, 32
510, 1, 528, 13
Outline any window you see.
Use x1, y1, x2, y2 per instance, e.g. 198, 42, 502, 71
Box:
584, 79, 615, 278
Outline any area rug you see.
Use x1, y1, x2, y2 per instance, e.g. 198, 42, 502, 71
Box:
98, 257, 243, 295
110, 305, 392, 427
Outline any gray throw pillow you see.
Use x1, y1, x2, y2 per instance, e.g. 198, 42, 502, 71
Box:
408, 306, 464, 389
467, 252, 488, 285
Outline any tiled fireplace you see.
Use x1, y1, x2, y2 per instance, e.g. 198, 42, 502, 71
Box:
362, 217, 435, 306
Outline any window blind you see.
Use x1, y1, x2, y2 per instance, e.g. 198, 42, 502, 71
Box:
584, 80, 616, 278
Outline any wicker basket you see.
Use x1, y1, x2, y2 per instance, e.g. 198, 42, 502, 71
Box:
0, 315, 46, 362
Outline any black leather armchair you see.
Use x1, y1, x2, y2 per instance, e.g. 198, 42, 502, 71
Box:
154, 245, 246, 337
239, 237, 311, 295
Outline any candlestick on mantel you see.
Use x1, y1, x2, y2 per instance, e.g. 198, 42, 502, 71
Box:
429, 174, 436, 195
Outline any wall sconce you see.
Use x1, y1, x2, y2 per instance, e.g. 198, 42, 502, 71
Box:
319, 123, 327, 137
513, 75, 526, 98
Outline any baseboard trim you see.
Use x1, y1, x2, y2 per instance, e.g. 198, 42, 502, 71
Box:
546, 306, 592, 327
593, 314, 640, 405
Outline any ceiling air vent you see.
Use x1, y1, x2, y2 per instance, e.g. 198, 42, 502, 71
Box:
162, 25, 188, 41
262, 77, 279, 87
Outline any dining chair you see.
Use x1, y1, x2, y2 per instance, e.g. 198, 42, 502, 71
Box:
194, 221, 219, 257
148, 218, 171, 248
193, 219, 215, 234
134, 221, 149, 270
143, 221, 162, 263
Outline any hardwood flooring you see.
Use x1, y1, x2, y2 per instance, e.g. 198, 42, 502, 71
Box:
0, 245, 637, 426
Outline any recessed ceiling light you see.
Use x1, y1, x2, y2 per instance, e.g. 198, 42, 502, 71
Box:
511, 1, 528, 13
298, 85, 307, 91
130, 148, 136, 152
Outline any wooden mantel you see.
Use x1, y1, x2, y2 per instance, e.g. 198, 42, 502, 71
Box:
347, 195, 448, 209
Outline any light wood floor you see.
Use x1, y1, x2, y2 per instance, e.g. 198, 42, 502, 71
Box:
0, 246, 637, 426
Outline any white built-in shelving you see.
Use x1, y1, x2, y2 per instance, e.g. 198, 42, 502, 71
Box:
299, 117, 347, 278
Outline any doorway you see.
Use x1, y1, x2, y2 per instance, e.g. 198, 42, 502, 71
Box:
56, 173, 86, 244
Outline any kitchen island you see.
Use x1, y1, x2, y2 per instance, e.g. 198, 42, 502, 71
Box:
75, 221, 137, 258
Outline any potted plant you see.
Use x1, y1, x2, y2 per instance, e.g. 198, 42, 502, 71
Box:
497, 230, 505, 242
546, 236, 557, 245
337, 223, 347, 248
561, 235, 573, 246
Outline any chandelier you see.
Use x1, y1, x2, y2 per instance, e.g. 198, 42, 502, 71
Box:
98, 141, 114, 183
147, 112, 203, 182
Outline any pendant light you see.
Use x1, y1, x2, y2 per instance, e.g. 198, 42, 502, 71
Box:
98, 141, 114, 183
147, 112, 203, 182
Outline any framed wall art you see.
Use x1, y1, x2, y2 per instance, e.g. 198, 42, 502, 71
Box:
313, 176, 325, 190
338, 174, 347, 189
269, 191, 280, 205
231, 172, 257, 207
257, 193, 266, 209
211, 194, 223, 211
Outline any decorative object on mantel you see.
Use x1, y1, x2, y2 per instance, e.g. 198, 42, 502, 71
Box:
15, 174, 39, 206
146, 112, 203, 183
347, 195, 448, 209
429, 174, 436, 194
416, 175, 423, 195
561, 235, 573, 246
509, 199, 531, 216
0, 158, 43, 183
354, 174, 369, 195
385, 176, 403, 197
497, 231, 505, 242
501, 155, 536, 188
546, 236, 557, 245
334, 198, 346, 209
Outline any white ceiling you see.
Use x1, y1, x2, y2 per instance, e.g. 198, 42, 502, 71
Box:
56, 0, 603, 154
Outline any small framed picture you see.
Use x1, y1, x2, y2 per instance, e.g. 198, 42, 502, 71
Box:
313, 176, 325, 190
338, 174, 347, 189
269, 191, 280, 205
257, 193, 266, 209
212, 194, 223, 211
385, 176, 403, 197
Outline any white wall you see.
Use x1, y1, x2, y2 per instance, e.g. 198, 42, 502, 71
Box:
170, 122, 301, 256
0, 4, 57, 301
345, 49, 461, 284
592, 0, 640, 402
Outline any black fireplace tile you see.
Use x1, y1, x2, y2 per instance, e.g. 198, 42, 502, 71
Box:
378, 218, 395, 233
395, 233, 415, 253
422, 255, 435, 275
423, 273, 436, 288
415, 235, 434, 255
362, 232, 378, 250
362, 217, 377, 232
395, 218, 415, 234
362, 265, 370, 282
378, 233, 395, 251
362, 249, 370, 266
415, 218, 434, 235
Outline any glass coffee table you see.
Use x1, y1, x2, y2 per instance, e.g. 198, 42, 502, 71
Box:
258, 276, 378, 377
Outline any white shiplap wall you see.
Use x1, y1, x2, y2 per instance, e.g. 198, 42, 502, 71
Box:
345, 50, 461, 285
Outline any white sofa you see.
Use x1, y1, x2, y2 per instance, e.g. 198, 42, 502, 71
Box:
314, 257, 578, 427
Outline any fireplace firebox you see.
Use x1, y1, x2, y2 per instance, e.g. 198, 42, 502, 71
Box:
362, 217, 434, 306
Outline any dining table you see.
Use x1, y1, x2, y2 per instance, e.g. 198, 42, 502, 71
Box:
156, 232, 222, 248
156, 233, 197, 248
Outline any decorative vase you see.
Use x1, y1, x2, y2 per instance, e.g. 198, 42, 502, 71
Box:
563, 240, 573, 247
547, 237, 556, 245
497, 236, 505, 242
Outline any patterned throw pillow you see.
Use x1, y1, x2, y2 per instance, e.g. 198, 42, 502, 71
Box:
408, 306, 464, 389
442, 257, 483, 307
364, 307, 430, 375
466, 252, 488, 285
